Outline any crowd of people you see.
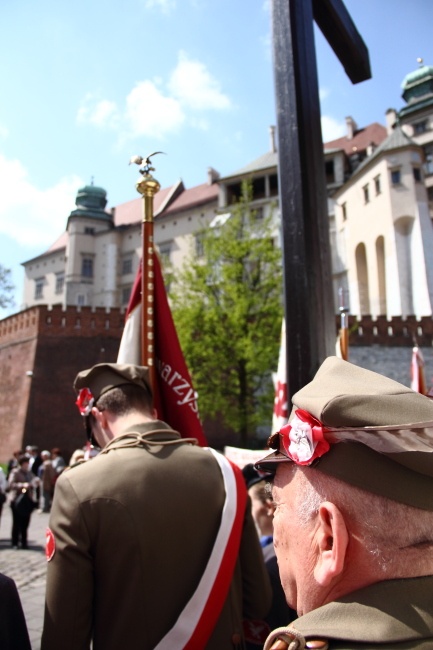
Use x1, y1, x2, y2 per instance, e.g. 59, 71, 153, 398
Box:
3, 356, 433, 649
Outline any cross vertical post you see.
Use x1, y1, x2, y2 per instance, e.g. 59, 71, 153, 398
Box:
272, 0, 371, 399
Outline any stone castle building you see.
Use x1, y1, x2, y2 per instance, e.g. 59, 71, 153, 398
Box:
2, 60, 433, 459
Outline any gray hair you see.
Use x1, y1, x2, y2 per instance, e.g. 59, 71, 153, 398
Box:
294, 465, 433, 574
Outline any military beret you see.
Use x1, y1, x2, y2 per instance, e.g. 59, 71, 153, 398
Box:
74, 362, 152, 409
256, 356, 433, 511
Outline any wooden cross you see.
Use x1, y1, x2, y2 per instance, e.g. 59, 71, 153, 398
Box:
272, 0, 371, 398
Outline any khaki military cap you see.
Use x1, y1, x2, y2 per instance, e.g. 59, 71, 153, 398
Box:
74, 363, 152, 404
256, 356, 433, 510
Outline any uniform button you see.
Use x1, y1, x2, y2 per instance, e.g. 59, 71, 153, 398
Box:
306, 640, 329, 649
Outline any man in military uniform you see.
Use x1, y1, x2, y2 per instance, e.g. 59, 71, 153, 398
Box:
257, 356, 433, 650
41, 363, 271, 650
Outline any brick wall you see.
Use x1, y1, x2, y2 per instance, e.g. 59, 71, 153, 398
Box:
0, 306, 124, 463
1, 308, 433, 462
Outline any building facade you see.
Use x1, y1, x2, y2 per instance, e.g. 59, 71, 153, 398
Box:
17, 61, 433, 321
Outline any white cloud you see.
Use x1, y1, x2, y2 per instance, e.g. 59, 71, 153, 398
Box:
0, 153, 82, 247
144, 0, 176, 14
77, 51, 232, 142
125, 80, 185, 138
169, 51, 231, 111
321, 115, 346, 142
77, 94, 120, 129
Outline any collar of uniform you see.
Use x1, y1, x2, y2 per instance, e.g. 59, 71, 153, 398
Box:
103, 420, 183, 453
291, 576, 433, 644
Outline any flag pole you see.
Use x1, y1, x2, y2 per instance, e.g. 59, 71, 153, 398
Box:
338, 287, 349, 361
133, 156, 161, 391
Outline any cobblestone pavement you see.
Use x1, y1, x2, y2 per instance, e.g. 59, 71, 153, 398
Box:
0, 503, 48, 650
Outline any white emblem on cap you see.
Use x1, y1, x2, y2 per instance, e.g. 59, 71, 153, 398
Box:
288, 415, 316, 463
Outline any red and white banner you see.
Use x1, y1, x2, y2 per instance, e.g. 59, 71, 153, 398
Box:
411, 345, 427, 395
272, 318, 289, 434
117, 253, 207, 446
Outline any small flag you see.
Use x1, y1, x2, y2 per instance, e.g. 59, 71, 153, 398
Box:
272, 318, 288, 434
411, 345, 427, 395
117, 253, 207, 445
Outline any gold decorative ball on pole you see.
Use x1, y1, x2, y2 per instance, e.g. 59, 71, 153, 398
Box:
129, 152, 164, 392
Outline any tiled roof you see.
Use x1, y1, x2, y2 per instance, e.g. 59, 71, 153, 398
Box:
223, 151, 278, 179
113, 183, 176, 227
162, 182, 218, 215
323, 122, 387, 155
351, 125, 419, 177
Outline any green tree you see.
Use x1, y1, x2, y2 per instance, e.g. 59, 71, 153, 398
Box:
169, 182, 283, 447
0, 264, 15, 309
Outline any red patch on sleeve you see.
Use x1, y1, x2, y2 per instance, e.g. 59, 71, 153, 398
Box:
46, 527, 56, 561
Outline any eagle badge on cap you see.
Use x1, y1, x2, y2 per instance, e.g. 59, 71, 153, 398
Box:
281, 409, 330, 466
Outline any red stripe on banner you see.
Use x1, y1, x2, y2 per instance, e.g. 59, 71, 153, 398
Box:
183, 461, 247, 650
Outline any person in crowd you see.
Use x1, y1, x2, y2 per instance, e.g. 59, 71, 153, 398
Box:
50, 448, 66, 478
6, 450, 22, 479
0, 465, 7, 528
68, 448, 85, 467
8, 455, 39, 549
26, 445, 42, 476
41, 362, 271, 650
38, 450, 56, 513
256, 356, 433, 650
0, 571, 32, 649
242, 463, 296, 642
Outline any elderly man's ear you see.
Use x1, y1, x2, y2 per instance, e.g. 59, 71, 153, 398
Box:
313, 502, 349, 586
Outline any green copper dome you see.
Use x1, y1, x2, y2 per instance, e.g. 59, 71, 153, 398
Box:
401, 63, 433, 104
68, 183, 112, 221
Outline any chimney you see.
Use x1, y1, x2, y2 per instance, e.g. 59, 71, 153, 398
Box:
345, 116, 358, 140
207, 167, 220, 185
385, 108, 397, 134
366, 142, 376, 156
269, 125, 277, 153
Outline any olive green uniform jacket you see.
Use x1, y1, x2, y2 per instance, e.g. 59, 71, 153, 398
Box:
264, 576, 433, 649
41, 421, 271, 650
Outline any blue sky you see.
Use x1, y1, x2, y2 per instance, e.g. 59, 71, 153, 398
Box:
1, 0, 432, 317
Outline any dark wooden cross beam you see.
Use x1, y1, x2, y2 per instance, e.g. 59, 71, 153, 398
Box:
272, 0, 371, 399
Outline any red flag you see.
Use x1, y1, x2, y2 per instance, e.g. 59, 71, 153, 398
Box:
272, 318, 289, 434
117, 253, 207, 446
411, 345, 427, 395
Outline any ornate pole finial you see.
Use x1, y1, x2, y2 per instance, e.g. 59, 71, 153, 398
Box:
417, 57, 424, 66
129, 153, 163, 390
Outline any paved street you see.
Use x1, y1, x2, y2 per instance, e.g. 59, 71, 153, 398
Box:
0, 503, 47, 650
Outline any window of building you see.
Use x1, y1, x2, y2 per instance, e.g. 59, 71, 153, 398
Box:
363, 184, 369, 204
252, 177, 266, 200
252, 206, 264, 221
55, 272, 64, 294
195, 232, 205, 257
413, 167, 422, 183
325, 160, 335, 184
414, 120, 428, 135
374, 175, 381, 195
341, 203, 347, 221
269, 174, 279, 197
391, 169, 401, 185
77, 294, 86, 306
81, 257, 94, 278
122, 257, 133, 275
34, 277, 44, 299
84, 227, 95, 235
158, 242, 172, 264
424, 145, 433, 175
227, 182, 242, 204
122, 286, 132, 305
